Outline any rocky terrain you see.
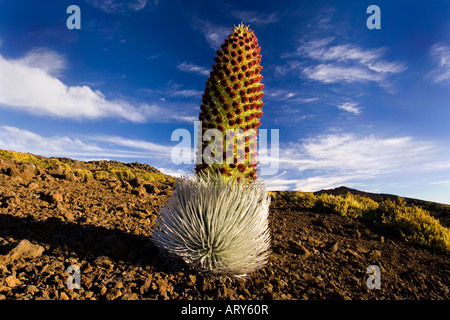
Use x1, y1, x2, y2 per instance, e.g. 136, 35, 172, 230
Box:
0, 151, 449, 300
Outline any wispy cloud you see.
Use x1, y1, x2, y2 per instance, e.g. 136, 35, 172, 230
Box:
303, 64, 383, 84
157, 167, 189, 178
259, 133, 444, 192
0, 50, 194, 123
170, 89, 203, 98
266, 89, 319, 104
15, 47, 67, 76
0, 125, 102, 158
192, 19, 230, 49
91, 135, 173, 156
231, 11, 281, 25
429, 180, 450, 186
177, 62, 210, 76
85, 0, 153, 13
282, 38, 406, 86
428, 43, 450, 83
0, 125, 174, 162
337, 102, 361, 115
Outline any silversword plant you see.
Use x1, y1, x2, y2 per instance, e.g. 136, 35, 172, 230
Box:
152, 24, 271, 278
151, 172, 271, 277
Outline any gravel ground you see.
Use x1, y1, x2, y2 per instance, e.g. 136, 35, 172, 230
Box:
0, 156, 449, 301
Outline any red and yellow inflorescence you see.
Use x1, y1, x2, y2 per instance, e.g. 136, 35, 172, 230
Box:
196, 24, 264, 181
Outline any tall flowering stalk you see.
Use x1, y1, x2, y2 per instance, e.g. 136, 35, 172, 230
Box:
196, 24, 264, 181
152, 24, 270, 278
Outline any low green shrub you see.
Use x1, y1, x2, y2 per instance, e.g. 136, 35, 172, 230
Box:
379, 198, 450, 252
0, 149, 172, 183
314, 193, 379, 219
288, 191, 450, 252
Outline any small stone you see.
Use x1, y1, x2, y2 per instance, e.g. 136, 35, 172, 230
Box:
188, 275, 197, 286
144, 184, 161, 194
344, 249, 360, 259
20, 163, 36, 180
100, 286, 107, 295
94, 256, 114, 268
5, 275, 21, 287
64, 171, 76, 182
51, 193, 63, 203
131, 187, 146, 197
0, 285, 11, 294
60, 292, 69, 300
356, 245, 369, 254
128, 177, 144, 188
5, 167, 20, 177
153, 186, 161, 194
106, 288, 122, 300
156, 278, 168, 296
288, 240, 310, 258
328, 241, 339, 253
5, 239, 45, 262
370, 250, 382, 259
122, 293, 139, 300
26, 285, 39, 295
63, 211, 74, 221
49, 165, 64, 176
27, 182, 39, 190
114, 280, 124, 289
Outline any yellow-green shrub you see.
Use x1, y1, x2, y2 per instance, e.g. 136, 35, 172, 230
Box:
293, 191, 317, 208
314, 193, 379, 219
379, 198, 450, 252
287, 190, 449, 252
0, 149, 173, 184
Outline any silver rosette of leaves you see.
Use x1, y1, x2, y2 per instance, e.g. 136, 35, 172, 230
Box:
151, 173, 271, 278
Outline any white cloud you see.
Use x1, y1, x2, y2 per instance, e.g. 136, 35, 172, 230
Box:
285, 38, 406, 86
157, 167, 189, 178
292, 175, 365, 192
0, 125, 102, 157
231, 11, 281, 25
289, 134, 434, 174
0, 50, 194, 123
303, 64, 383, 83
192, 19, 230, 49
429, 180, 450, 186
170, 89, 203, 98
0, 125, 175, 162
17, 48, 67, 76
259, 133, 442, 192
177, 62, 210, 76
91, 135, 173, 156
428, 43, 450, 83
298, 42, 381, 64
338, 102, 361, 115
266, 89, 319, 103
86, 0, 151, 13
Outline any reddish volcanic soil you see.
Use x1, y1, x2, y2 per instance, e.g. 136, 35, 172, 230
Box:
0, 155, 449, 301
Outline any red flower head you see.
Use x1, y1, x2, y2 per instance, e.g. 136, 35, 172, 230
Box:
196, 24, 264, 181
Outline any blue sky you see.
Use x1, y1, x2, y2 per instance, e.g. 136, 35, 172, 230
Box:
0, 0, 449, 204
